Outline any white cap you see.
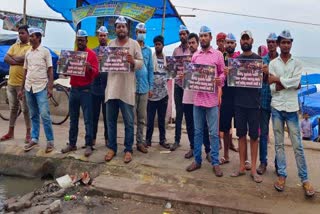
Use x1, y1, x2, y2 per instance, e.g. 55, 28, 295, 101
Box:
279, 30, 293, 40
76, 29, 88, 37
97, 26, 108, 33
28, 27, 43, 36
240, 30, 253, 39
115, 16, 127, 24
199, 26, 211, 35
136, 22, 146, 31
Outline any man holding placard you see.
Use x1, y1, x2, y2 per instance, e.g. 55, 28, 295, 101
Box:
171, 25, 191, 151
91, 26, 109, 147
135, 22, 154, 154
61, 29, 99, 157
230, 31, 262, 183
185, 26, 225, 177
104, 16, 143, 164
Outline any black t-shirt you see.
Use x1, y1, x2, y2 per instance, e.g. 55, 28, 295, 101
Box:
234, 53, 261, 108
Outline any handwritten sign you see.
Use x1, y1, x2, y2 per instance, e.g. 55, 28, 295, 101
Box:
57, 50, 88, 76
228, 58, 263, 88
100, 47, 130, 73
183, 63, 216, 93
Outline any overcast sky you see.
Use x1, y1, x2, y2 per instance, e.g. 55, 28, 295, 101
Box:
1, 0, 319, 57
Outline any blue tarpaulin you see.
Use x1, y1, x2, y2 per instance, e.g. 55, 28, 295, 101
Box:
300, 92, 320, 117
43, 0, 185, 46
301, 74, 320, 85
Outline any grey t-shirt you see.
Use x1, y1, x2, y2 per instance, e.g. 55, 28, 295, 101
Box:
149, 58, 168, 101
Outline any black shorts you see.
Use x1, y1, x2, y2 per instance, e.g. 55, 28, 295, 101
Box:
219, 101, 234, 132
234, 106, 260, 140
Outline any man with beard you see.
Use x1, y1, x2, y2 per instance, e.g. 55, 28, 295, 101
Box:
171, 25, 191, 151
61, 29, 99, 157
183, 33, 211, 161
185, 26, 224, 177
219, 33, 240, 165
91, 26, 109, 148
1, 25, 31, 143
19, 28, 54, 153
135, 22, 154, 153
256, 33, 278, 175
216, 32, 226, 53
230, 31, 262, 183
269, 30, 315, 197
104, 16, 143, 163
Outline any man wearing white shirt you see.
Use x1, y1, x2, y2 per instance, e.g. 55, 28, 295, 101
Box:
269, 30, 315, 197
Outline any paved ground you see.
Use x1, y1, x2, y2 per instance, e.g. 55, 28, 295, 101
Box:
0, 116, 320, 213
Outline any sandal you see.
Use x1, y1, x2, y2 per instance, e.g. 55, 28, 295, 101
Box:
303, 181, 315, 197
251, 174, 263, 183
230, 170, 246, 177
0, 134, 13, 142
219, 157, 230, 165
274, 176, 286, 192
45, 143, 54, 153
245, 160, 252, 170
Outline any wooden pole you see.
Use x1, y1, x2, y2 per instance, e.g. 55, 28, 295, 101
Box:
161, 0, 167, 36
23, 0, 27, 24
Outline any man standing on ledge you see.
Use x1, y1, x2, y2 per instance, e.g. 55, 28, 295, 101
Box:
269, 30, 315, 197
19, 28, 54, 153
104, 16, 143, 163
61, 29, 99, 157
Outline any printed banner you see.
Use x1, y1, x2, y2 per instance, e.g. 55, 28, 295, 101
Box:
71, 2, 155, 25
2, 14, 47, 36
100, 47, 130, 73
57, 50, 88, 76
166, 55, 192, 79
228, 58, 263, 88
183, 63, 216, 93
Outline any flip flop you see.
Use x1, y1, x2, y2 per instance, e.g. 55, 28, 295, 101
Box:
251, 174, 263, 183
245, 160, 252, 171
219, 157, 230, 165
230, 171, 246, 177
0, 134, 13, 142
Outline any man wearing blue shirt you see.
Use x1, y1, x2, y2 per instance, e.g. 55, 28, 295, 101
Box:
135, 23, 154, 153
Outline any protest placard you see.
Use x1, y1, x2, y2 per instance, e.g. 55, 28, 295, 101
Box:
183, 63, 216, 93
57, 50, 88, 76
166, 55, 192, 84
227, 58, 263, 88
100, 47, 130, 73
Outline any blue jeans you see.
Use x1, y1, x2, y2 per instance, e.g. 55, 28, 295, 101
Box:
106, 99, 134, 153
271, 108, 309, 182
259, 108, 271, 165
25, 88, 54, 143
69, 87, 93, 147
184, 104, 210, 153
193, 106, 219, 165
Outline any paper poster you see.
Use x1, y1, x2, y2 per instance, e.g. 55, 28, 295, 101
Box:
57, 50, 88, 76
100, 47, 130, 73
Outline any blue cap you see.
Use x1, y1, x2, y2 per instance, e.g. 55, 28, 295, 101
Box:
199, 26, 211, 35
97, 26, 108, 33
278, 30, 293, 40
179, 25, 188, 33
226, 33, 236, 42
266, 33, 277, 41
28, 27, 43, 36
76, 29, 88, 37
115, 16, 127, 24
136, 22, 146, 31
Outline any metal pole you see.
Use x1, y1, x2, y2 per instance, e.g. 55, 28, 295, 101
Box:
23, 0, 27, 24
161, 0, 167, 36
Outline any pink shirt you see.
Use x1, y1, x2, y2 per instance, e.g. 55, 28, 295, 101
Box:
192, 47, 225, 108
182, 89, 194, 104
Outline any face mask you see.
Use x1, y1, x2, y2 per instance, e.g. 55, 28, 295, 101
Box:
137, 33, 146, 41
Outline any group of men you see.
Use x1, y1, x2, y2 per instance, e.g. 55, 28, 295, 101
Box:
0, 15, 315, 197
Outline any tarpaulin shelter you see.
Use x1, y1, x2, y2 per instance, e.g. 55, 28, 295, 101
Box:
44, 0, 185, 47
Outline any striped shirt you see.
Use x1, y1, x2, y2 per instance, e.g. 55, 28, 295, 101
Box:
192, 47, 225, 108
